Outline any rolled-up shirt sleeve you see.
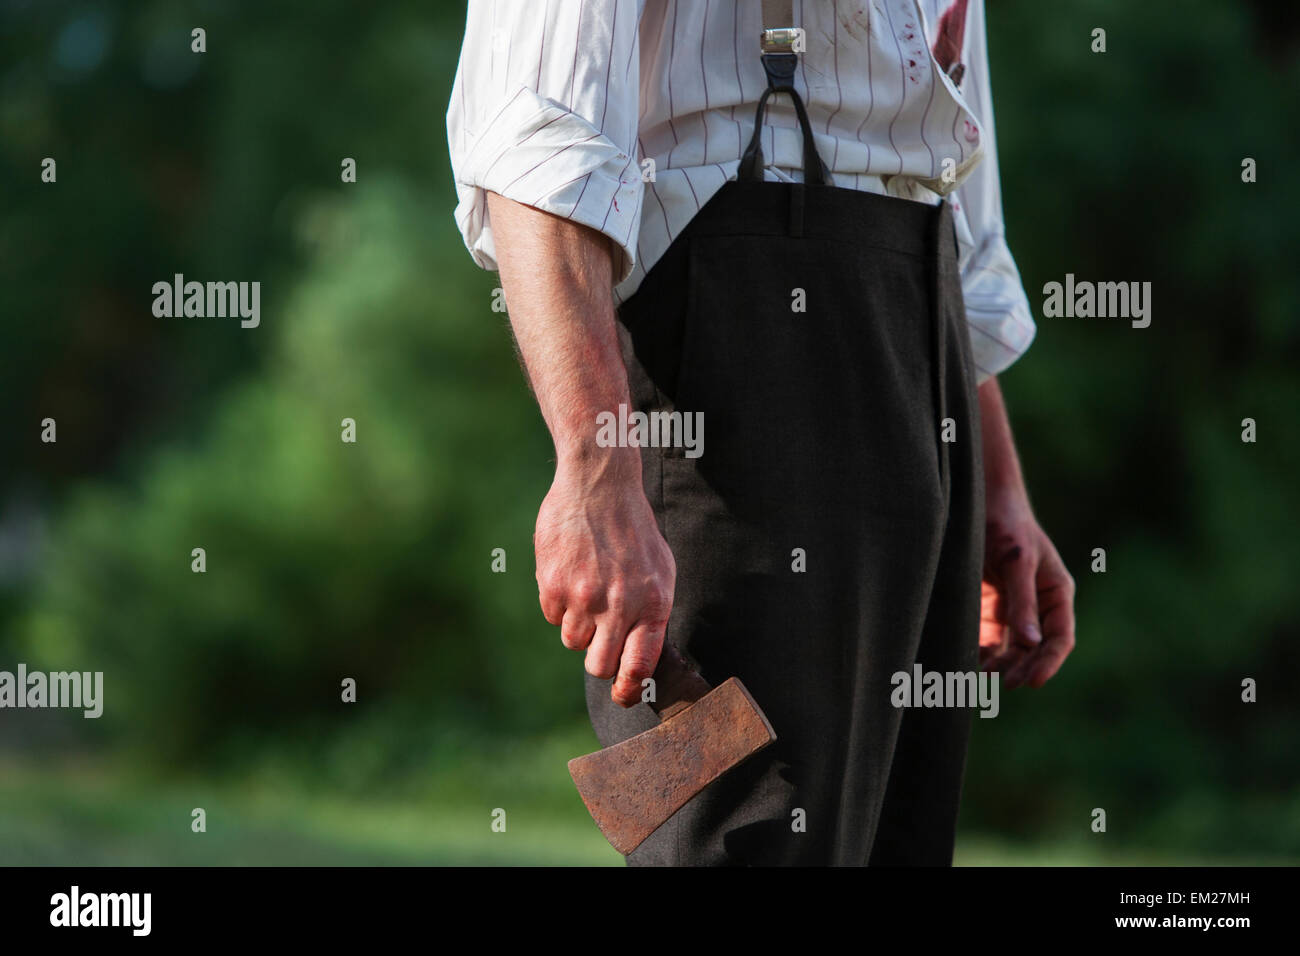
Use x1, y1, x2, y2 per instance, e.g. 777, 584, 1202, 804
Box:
949, 0, 1036, 383
447, 0, 643, 283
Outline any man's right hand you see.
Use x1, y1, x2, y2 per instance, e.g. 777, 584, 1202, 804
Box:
535, 451, 676, 708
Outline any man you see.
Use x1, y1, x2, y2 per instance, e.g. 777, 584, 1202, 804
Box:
448, 0, 1076, 865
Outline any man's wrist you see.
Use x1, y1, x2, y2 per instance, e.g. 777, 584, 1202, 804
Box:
978, 377, 1029, 504
555, 437, 643, 486
984, 458, 1028, 500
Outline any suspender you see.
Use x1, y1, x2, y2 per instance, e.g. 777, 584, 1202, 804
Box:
738, 0, 831, 185
760, 0, 799, 53
740, 2, 970, 186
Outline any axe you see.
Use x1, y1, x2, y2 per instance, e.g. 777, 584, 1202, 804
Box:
568, 642, 777, 855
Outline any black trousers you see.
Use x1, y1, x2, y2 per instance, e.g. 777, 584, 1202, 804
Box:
585, 179, 985, 866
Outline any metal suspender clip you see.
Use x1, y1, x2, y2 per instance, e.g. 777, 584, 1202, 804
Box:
760, 27, 801, 53
760, 0, 800, 85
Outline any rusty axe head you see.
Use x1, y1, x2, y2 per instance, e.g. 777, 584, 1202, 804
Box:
568, 643, 776, 855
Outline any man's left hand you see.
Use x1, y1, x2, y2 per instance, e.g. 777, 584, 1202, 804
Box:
979, 489, 1076, 689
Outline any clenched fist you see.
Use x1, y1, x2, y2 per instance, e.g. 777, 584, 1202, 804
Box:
535, 455, 677, 708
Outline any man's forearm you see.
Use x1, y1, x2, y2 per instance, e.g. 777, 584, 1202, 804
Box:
486, 191, 636, 475
486, 190, 676, 708
976, 376, 1077, 687
978, 377, 1027, 503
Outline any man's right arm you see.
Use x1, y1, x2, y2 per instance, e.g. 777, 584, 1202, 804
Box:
487, 190, 676, 709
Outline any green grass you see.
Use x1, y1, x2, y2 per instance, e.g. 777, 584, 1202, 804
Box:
0, 756, 621, 866
1, 755, 1291, 866
952, 837, 1292, 867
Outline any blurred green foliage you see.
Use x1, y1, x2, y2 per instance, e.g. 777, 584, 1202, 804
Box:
1, 0, 1297, 861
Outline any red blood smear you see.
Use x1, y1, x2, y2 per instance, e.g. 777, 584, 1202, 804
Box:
932, 0, 969, 74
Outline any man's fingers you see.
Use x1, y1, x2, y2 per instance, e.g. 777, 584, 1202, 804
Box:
611, 621, 666, 707
997, 650, 1034, 688
983, 643, 1033, 685
1001, 653, 1038, 690
559, 609, 596, 651
539, 587, 565, 626
1026, 644, 1070, 688
584, 621, 626, 680
997, 546, 1043, 649
1025, 577, 1076, 688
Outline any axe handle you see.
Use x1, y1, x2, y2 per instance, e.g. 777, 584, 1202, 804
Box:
649, 641, 712, 720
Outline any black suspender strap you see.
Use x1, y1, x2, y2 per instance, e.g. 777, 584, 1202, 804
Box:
739, 0, 831, 186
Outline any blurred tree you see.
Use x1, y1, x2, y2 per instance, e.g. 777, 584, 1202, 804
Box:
2, 0, 1297, 857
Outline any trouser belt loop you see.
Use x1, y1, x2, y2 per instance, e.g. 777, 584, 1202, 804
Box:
789, 182, 804, 236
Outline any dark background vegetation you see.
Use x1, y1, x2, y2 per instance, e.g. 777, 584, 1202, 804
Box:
0, 0, 1296, 864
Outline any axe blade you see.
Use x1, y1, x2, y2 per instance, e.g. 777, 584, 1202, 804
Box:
568, 677, 776, 856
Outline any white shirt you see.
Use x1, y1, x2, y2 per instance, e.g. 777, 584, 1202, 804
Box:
448, 0, 1036, 382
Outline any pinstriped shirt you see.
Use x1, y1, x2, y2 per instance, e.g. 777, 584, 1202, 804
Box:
447, 0, 1036, 381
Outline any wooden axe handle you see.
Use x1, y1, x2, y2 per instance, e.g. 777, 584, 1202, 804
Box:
649, 641, 712, 720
